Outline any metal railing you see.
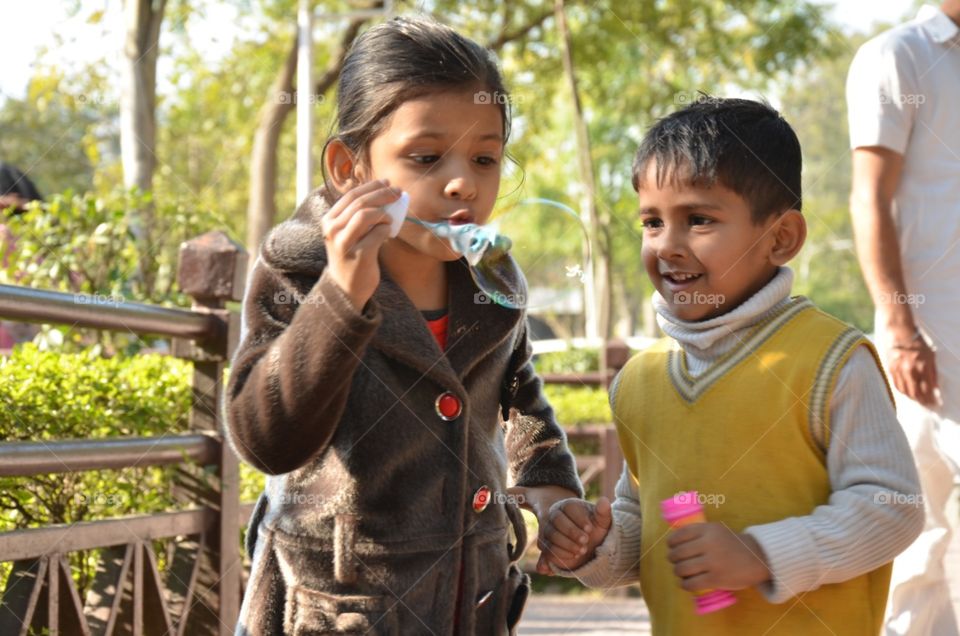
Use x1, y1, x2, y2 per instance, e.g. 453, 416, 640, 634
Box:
0, 231, 246, 636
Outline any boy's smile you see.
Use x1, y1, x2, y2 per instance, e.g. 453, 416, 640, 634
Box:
638, 161, 785, 322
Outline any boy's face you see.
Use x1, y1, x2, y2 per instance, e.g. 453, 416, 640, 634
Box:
638, 161, 782, 322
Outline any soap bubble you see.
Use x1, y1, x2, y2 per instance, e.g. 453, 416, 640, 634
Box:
407, 197, 590, 312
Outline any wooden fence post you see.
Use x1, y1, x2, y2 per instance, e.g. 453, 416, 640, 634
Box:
601, 339, 629, 501
175, 231, 247, 635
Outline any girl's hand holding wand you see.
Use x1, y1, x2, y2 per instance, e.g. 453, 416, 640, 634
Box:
321, 179, 403, 311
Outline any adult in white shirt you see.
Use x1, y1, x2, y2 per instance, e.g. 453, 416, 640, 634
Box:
847, 3, 960, 634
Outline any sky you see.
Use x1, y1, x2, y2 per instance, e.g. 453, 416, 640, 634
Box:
0, 0, 924, 100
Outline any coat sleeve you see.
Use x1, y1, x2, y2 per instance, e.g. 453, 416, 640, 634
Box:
224, 259, 381, 475
502, 317, 584, 497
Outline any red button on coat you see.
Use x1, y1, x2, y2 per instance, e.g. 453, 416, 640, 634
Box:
473, 486, 491, 513
435, 392, 462, 421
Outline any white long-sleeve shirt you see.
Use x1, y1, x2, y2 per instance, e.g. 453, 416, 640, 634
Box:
561, 268, 924, 603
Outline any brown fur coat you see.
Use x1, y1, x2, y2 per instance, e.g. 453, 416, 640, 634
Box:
225, 189, 582, 635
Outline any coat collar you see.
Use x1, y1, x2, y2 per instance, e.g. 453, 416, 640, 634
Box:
262, 187, 525, 392
370, 257, 522, 392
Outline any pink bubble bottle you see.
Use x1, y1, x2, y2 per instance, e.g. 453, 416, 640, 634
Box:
660, 491, 737, 614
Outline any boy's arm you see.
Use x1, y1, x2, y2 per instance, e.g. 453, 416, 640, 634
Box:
551, 461, 644, 588
503, 318, 583, 498
743, 346, 924, 603
224, 258, 381, 475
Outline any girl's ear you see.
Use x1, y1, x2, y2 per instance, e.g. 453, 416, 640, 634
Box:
768, 209, 806, 266
324, 139, 364, 195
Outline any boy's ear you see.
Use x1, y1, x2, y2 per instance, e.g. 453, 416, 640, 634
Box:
324, 139, 365, 195
768, 209, 806, 266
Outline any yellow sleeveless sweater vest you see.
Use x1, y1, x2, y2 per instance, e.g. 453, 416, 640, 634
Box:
614, 297, 893, 635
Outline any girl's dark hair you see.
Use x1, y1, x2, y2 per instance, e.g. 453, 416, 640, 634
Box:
632, 96, 802, 222
324, 16, 511, 178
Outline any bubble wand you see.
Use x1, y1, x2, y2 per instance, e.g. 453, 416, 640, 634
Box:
383, 192, 589, 310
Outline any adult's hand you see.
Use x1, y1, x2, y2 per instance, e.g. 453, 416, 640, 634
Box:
886, 336, 939, 407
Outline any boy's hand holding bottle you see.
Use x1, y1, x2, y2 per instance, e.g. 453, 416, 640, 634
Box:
666, 522, 771, 592
535, 496, 613, 573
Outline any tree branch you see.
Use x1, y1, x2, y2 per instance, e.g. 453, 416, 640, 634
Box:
487, 8, 553, 50
246, 8, 375, 255
314, 17, 368, 96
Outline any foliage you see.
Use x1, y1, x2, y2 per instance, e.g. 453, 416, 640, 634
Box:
3, 0, 842, 337
534, 349, 614, 425
0, 188, 230, 352
0, 342, 264, 598
544, 384, 612, 426
0, 343, 193, 594
0, 343, 192, 445
0, 66, 117, 197
449, 0, 839, 335
534, 347, 600, 374
781, 31, 875, 331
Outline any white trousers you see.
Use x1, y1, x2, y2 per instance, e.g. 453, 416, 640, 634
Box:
884, 390, 960, 636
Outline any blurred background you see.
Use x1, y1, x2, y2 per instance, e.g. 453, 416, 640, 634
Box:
0, 0, 923, 345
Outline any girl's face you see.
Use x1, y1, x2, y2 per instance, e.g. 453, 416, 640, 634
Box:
362, 89, 505, 262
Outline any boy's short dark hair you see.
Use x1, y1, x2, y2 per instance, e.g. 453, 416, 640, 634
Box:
632, 96, 802, 222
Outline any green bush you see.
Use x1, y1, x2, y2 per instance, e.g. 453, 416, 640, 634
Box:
535, 347, 613, 426
0, 343, 193, 529
0, 343, 196, 597
534, 348, 600, 374
0, 188, 228, 354
0, 344, 265, 528
543, 384, 611, 426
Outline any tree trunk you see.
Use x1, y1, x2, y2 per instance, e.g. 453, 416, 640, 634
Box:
246, 38, 298, 257
245, 19, 368, 257
120, 0, 164, 194
120, 0, 165, 293
612, 274, 634, 338
554, 0, 612, 350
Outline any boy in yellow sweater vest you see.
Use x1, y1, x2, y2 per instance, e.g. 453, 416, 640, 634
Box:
538, 98, 924, 635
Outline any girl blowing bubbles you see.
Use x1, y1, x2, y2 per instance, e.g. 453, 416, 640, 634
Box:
227, 16, 582, 635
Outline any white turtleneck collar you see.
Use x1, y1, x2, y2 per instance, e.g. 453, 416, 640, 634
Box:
651, 268, 795, 374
